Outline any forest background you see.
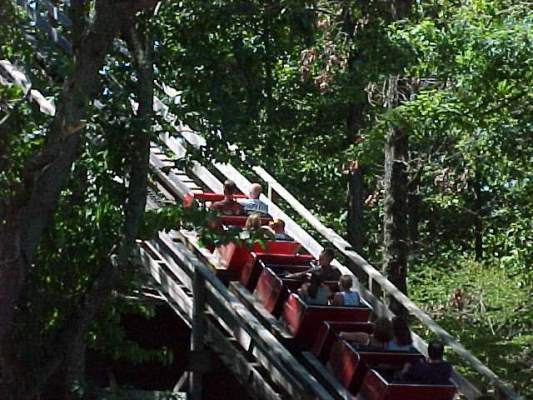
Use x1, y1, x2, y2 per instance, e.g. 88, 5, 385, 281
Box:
0, 0, 531, 399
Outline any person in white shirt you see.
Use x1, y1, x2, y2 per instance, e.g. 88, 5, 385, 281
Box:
240, 183, 269, 216
285, 248, 340, 281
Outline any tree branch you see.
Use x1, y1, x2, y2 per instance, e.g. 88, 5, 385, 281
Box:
119, 14, 154, 265
0, 2, 139, 396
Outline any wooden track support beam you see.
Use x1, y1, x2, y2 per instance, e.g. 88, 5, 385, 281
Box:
190, 270, 207, 400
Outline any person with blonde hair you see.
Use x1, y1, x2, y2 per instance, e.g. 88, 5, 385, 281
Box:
244, 213, 262, 232
240, 213, 272, 241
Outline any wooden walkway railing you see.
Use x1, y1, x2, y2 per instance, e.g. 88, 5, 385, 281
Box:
141, 230, 334, 400
0, 60, 56, 116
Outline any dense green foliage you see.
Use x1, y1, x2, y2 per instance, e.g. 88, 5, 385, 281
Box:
154, 0, 532, 393
1, 2, 169, 395
410, 258, 532, 396
0, 0, 530, 397
393, 1, 531, 268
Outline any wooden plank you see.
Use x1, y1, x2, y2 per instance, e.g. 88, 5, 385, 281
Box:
300, 352, 353, 400
204, 317, 283, 400
41, 0, 73, 27
156, 234, 262, 353
173, 372, 190, 393
190, 271, 206, 400
206, 291, 253, 351
163, 136, 224, 193
144, 240, 193, 289
145, 196, 159, 211
181, 180, 201, 190
140, 249, 193, 324
229, 282, 292, 341
150, 154, 192, 199
0, 59, 31, 91
152, 181, 178, 203
201, 276, 333, 399
252, 348, 305, 400
0, 60, 56, 115
159, 230, 227, 273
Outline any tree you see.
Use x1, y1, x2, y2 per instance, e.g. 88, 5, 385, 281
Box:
346, 161, 365, 253
0, 1, 157, 397
388, 0, 532, 275
382, 76, 410, 313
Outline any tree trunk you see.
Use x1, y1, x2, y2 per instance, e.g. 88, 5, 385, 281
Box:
342, 6, 367, 255
382, 0, 413, 316
119, 15, 154, 265
383, 127, 409, 314
382, 75, 409, 316
56, 327, 87, 399
347, 163, 365, 254
54, 14, 155, 400
473, 174, 483, 261
407, 168, 421, 250
0, 2, 138, 398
